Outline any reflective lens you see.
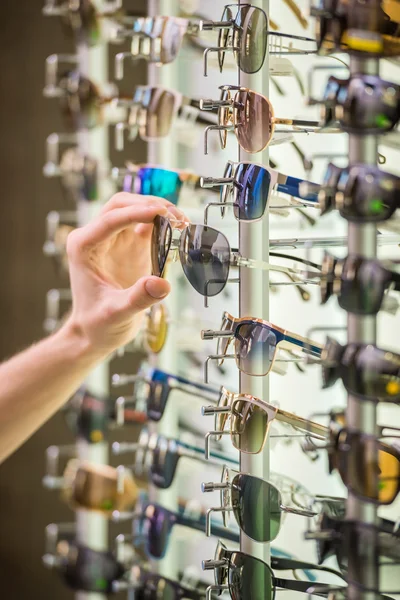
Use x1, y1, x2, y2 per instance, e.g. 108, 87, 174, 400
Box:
151, 215, 172, 278
179, 224, 231, 297
231, 474, 282, 542
229, 552, 274, 600
146, 381, 170, 421
338, 255, 388, 314
150, 441, 179, 488
234, 163, 271, 221
234, 6, 268, 74
234, 322, 277, 376
141, 88, 177, 139
231, 399, 269, 453
234, 90, 272, 153
136, 167, 182, 204
145, 303, 169, 354
338, 431, 400, 504
145, 505, 172, 558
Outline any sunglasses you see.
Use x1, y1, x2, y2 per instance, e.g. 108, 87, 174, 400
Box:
151, 215, 314, 300
201, 4, 316, 75
203, 311, 322, 378
126, 501, 239, 560
202, 84, 320, 154
115, 16, 200, 73
318, 74, 400, 134
113, 428, 239, 489
311, 0, 400, 56
326, 427, 400, 505
315, 251, 400, 315
44, 134, 99, 203
43, 0, 125, 46
318, 162, 400, 223
307, 512, 400, 586
112, 368, 220, 422
321, 336, 400, 403
112, 163, 205, 206
201, 160, 320, 223
202, 470, 322, 544
202, 387, 328, 457
203, 540, 344, 600
115, 85, 217, 150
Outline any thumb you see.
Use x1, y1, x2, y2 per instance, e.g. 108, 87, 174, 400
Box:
123, 276, 171, 314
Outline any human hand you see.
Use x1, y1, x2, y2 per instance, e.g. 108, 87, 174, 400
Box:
64, 193, 185, 360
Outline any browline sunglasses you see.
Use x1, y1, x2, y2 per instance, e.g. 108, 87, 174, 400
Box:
112, 163, 211, 206
314, 74, 400, 135
112, 367, 220, 423
308, 251, 400, 316
200, 3, 316, 76
202, 311, 322, 380
311, 0, 400, 57
202, 540, 345, 600
151, 215, 318, 300
114, 85, 217, 150
202, 387, 328, 457
321, 336, 400, 403
316, 162, 400, 223
201, 160, 320, 224
112, 427, 239, 490
201, 84, 320, 154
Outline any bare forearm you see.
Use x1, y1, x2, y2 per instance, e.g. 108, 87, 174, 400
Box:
0, 319, 105, 464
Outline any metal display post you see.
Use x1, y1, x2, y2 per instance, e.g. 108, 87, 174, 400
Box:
238, 0, 270, 565
345, 54, 379, 600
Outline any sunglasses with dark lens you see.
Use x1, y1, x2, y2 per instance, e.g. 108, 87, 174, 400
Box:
201, 160, 319, 223
202, 311, 322, 378
321, 336, 400, 403
319, 74, 400, 134
112, 368, 220, 422
202, 85, 320, 154
114, 85, 217, 149
317, 252, 400, 315
112, 163, 205, 205
203, 388, 328, 456
113, 428, 239, 490
152, 215, 316, 299
48, 541, 125, 593
307, 512, 400, 586
203, 540, 345, 600
326, 427, 400, 505
201, 3, 316, 75
311, 0, 400, 56
318, 163, 400, 222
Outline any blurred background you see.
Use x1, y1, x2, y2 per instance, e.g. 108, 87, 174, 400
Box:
0, 1, 145, 597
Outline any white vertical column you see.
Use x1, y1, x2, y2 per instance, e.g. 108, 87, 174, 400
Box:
238, 0, 270, 565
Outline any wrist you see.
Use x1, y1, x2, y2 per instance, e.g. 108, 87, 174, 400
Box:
55, 317, 108, 367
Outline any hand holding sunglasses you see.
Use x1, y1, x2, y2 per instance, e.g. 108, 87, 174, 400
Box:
201, 84, 320, 154
200, 3, 316, 76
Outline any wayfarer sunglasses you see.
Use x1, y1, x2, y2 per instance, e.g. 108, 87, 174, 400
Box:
202, 311, 323, 378
200, 3, 316, 75
201, 84, 320, 154
321, 336, 400, 403
151, 215, 317, 299
201, 160, 319, 223
202, 540, 345, 600
317, 162, 400, 223
202, 387, 328, 457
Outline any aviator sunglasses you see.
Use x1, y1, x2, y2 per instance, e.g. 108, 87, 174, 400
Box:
201, 160, 319, 223
151, 215, 317, 299
321, 336, 400, 403
202, 84, 320, 154
201, 3, 316, 75
202, 311, 323, 378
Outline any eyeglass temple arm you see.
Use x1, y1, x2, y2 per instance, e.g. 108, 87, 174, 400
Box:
276, 409, 328, 440
271, 557, 345, 581
273, 576, 336, 596
282, 332, 323, 358
280, 503, 317, 518
282, 0, 308, 28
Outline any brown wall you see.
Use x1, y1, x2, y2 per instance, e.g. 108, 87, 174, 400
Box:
0, 1, 146, 597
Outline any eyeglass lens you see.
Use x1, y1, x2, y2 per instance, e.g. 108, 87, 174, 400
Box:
234, 322, 278, 376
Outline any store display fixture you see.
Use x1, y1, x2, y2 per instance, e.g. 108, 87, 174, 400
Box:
40, 1, 400, 599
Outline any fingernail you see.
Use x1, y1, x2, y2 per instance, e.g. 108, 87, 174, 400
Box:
145, 278, 169, 299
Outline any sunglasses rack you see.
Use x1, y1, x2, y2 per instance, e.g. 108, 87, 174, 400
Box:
37, 0, 400, 599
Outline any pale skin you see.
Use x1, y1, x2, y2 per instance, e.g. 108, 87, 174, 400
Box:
0, 193, 185, 465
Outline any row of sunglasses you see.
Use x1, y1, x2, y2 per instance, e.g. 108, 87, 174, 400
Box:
43, 1, 400, 64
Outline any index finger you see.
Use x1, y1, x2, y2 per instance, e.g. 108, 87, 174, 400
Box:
100, 193, 181, 217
